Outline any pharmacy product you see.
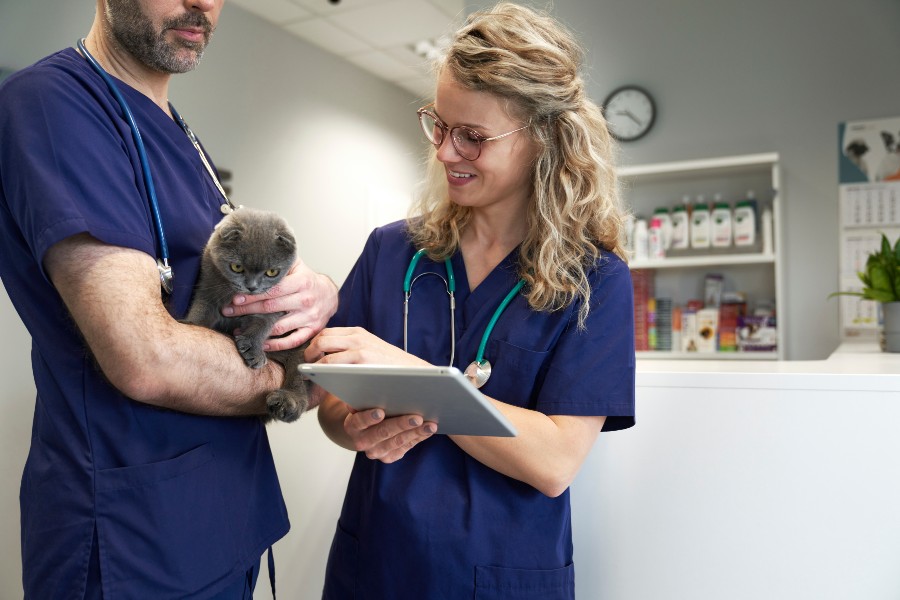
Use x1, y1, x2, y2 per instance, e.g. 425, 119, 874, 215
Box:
652, 207, 673, 249
670, 204, 689, 250
690, 199, 711, 249
649, 217, 665, 259
633, 218, 649, 260
711, 197, 733, 248
733, 195, 757, 247
761, 206, 774, 254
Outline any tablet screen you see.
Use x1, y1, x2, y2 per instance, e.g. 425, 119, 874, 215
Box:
298, 364, 517, 437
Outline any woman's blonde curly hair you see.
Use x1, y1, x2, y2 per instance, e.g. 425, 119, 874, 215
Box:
408, 2, 626, 328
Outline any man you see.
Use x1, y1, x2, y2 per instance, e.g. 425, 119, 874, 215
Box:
0, 0, 337, 597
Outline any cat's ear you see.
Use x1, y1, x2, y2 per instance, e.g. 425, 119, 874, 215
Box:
275, 230, 296, 248
218, 223, 244, 242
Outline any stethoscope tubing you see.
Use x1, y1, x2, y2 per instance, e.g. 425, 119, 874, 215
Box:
76, 38, 170, 270
404, 249, 456, 366
404, 249, 524, 385
474, 278, 525, 366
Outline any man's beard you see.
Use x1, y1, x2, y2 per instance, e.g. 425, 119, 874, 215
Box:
105, 0, 214, 74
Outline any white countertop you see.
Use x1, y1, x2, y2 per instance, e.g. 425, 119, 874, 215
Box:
636, 342, 900, 392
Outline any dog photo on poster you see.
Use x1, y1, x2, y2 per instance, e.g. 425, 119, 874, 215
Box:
840, 115, 900, 184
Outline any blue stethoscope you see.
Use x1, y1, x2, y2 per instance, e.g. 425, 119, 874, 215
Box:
76, 38, 237, 295
403, 249, 525, 388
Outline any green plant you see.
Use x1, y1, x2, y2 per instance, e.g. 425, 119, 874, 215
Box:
830, 233, 900, 303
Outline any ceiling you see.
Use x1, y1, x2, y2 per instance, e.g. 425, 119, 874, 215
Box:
227, 0, 467, 98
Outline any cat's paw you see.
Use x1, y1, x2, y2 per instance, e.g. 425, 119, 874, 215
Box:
266, 389, 309, 423
235, 335, 267, 369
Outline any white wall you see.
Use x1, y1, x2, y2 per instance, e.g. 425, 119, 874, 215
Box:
0, 2, 421, 598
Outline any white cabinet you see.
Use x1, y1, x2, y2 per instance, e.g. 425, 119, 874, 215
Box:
621, 152, 784, 360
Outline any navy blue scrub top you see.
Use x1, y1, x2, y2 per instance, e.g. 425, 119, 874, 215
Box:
0, 49, 289, 599
323, 221, 635, 600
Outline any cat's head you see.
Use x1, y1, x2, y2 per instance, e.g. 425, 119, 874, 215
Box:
208, 208, 297, 295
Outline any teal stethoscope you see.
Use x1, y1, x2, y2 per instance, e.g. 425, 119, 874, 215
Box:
76, 38, 237, 295
404, 249, 525, 388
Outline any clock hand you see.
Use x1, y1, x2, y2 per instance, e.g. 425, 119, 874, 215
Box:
616, 109, 643, 126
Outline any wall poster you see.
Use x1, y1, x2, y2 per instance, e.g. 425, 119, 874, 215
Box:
838, 116, 900, 338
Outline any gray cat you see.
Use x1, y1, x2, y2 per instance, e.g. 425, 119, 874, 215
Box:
184, 208, 309, 423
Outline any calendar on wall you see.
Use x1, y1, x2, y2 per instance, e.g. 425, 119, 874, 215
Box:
838, 116, 900, 338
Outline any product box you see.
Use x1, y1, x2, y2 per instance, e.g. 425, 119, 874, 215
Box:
681, 310, 699, 352
695, 308, 719, 352
703, 274, 724, 308
632, 270, 655, 351
737, 315, 777, 352
718, 301, 747, 352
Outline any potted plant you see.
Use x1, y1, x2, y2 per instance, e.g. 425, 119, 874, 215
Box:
830, 232, 900, 351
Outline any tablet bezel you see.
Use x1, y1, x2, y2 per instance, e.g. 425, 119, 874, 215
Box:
298, 363, 517, 437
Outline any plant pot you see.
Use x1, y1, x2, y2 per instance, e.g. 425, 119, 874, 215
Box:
881, 301, 900, 352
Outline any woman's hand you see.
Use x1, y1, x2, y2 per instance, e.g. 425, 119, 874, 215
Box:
310, 326, 438, 462
223, 258, 338, 350
337, 407, 437, 463
304, 326, 431, 366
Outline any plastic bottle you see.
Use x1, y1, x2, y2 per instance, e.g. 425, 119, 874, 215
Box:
711, 194, 733, 248
690, 197, 711, 249
652, 207, 673, 250
649, 216, 665, 259
733, 191, 757, 247
633, 218, 649, 260
670, 203, 690, 250
761, 205, 774, 255
623, 214, 636, 255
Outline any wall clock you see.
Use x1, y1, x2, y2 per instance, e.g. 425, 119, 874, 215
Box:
602, 85, 656, 142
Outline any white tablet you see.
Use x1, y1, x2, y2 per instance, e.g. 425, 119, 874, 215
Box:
298, 363, 517, 437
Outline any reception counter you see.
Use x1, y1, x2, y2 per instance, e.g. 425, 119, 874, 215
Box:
637, 341, 900, 392
571, 343, 900, 599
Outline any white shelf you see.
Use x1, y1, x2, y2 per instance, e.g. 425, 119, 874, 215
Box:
620, 152, 779, 179
625, 152, 785, 360
631, 252, 775, 270
637, 350, 779, 361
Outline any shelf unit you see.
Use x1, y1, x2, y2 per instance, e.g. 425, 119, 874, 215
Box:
622, 152, 784, 360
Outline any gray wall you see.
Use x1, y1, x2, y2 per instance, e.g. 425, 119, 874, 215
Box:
471, 0, 900, 361
2, 0, 899, 598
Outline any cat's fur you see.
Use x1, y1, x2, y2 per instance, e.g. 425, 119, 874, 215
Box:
183, 208, 309, 423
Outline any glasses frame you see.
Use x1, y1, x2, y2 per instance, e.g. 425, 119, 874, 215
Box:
416, 104, 529, 161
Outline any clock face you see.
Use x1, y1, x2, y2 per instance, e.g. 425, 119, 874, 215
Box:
603, 85, 656, 142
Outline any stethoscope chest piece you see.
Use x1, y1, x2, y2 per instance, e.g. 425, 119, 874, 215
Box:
157, 259, 174, 295
404, 249, 525, 389
464, 359, 492, 388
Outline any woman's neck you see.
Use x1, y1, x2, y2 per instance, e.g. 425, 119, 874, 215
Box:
459, 211, 526, 290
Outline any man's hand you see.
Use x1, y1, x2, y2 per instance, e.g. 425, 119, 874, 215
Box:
223, 258, 338, 351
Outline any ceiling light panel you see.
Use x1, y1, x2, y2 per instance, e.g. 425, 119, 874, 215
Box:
284, 17, 372, 55
227, 0, 313, 25
327, 0, 458, 49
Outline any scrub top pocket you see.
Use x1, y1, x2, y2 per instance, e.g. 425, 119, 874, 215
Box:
475, 563, 575, 600
483, 339, 550, 409
94, 444, 242, 600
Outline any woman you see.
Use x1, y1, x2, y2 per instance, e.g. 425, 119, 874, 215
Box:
307, 3, 635, 598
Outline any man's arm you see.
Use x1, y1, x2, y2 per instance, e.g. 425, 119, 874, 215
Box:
44, 233, 283, 416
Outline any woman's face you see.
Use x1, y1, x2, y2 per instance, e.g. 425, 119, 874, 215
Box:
432, 71, 537, 217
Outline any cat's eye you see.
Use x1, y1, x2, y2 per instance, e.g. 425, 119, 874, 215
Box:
265, 268, 280, 278
230, 263, 244, 273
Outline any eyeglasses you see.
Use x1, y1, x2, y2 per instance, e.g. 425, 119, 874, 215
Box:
416, 104, 529, 161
